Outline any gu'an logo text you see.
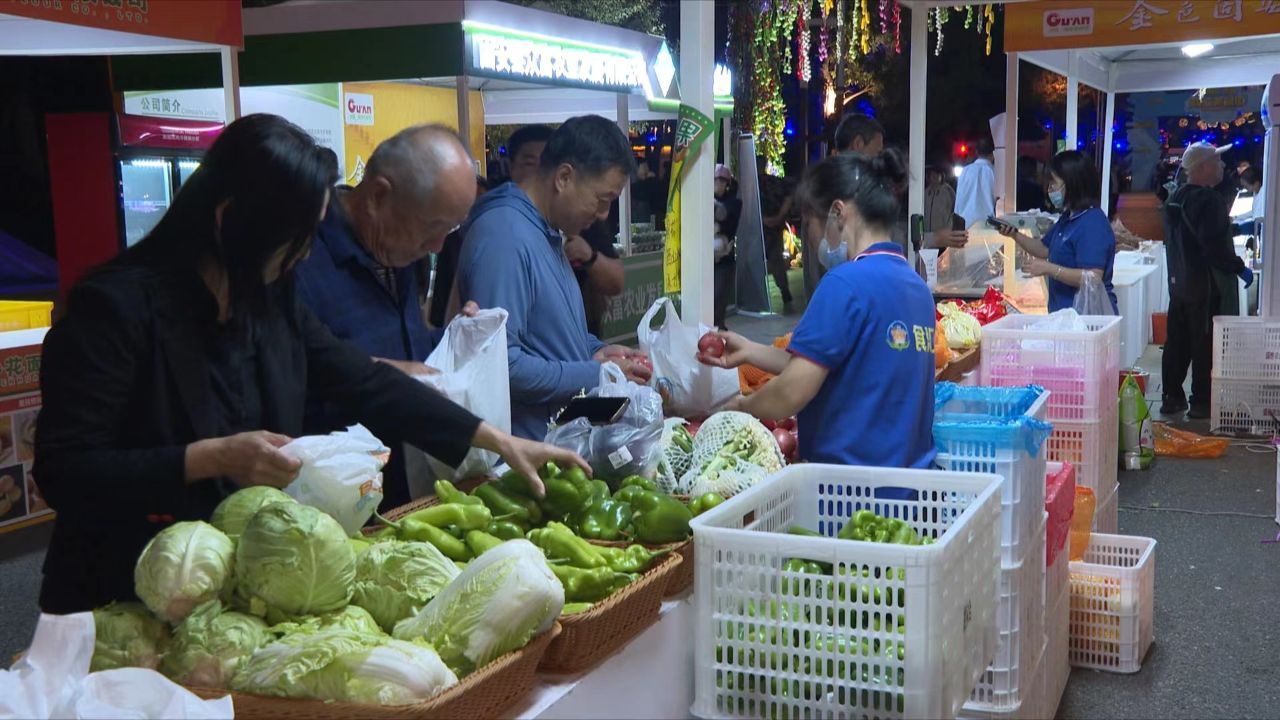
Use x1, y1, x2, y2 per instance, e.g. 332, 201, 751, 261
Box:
1043, 7, 1094, 37
344, 93, 374, 126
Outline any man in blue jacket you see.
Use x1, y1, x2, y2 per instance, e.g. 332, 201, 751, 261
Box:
295, 124, 479, 507
457, 115, 652, 440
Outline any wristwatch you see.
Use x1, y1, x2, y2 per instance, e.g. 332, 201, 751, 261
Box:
581, 249, 600, 269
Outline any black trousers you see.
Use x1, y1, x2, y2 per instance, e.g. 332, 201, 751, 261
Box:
713, 259, 734, 329
1161, 297, 1212, 407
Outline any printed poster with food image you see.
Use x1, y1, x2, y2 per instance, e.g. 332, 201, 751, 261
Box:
0, 328, 49, 531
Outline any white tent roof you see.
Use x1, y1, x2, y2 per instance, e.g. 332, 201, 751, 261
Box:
0, 13, 228, 55
1021, 33, 1280, 93
409, 76, 675, 124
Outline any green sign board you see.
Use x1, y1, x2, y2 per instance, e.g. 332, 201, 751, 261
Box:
600, 252, 664, 346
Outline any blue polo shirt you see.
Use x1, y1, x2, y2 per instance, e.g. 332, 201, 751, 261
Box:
294, 189, 441, 364
787, 243, 937, 470
1040, 207, 1118, 313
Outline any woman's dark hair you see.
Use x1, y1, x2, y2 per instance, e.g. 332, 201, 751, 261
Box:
120, 113, 338, 317
1048, 150, 1100, 213
539, 114, 635, 178
797, 150, 909, 232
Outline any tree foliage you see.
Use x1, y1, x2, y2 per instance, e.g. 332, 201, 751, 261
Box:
505, 0, 665, 36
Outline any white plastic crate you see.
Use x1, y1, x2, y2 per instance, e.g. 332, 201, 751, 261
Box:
1044, 418, 1119, 500
1093, 486, 1118, 535
934, 387, 1050, 565
957, 646, 1044, 720
690, 465, 1003, 720
1212, 317, 1280, 382
1210, 378, 1280, 436
1113, 265, 1156, 370
1044, 525, 1069, 613
1041, 581, 1070, 720
1068, 534, 1156, 673
980, 315, 1122, 423
965, 525, 1044, 713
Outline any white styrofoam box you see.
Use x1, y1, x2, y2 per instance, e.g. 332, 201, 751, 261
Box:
1093, 486, 1118, 535
1210, 378, 1280, 436
1041, 581, 1071, 720
1212, 317, 1280, 382
1044, 417, 1119, 501
934, 387, 1050, 565
980, 315, 1122, 423
690, 465, 1003, 720
1068, 534, 1156, 674
966, 525, 1045, 713
1112, 265, 1156, 370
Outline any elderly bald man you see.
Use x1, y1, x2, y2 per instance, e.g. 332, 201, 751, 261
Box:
295, 124, 481, 507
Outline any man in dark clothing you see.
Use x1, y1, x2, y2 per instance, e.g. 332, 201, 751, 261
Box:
1016, 155, 1046, 211
758, 158, 796, 310
713, 164, 742, 328
572, 216, 624, 337
428, 176, 490, 328
1161, 142, 1254, 419
295, 125, 479, 508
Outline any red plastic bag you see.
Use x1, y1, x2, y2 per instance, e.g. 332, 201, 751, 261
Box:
1045, 463, 1076, 567
966, 287, 1008, 325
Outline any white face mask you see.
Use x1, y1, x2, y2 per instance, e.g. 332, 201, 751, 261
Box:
819, 209, 848, 269
1047, 189, 1065, 209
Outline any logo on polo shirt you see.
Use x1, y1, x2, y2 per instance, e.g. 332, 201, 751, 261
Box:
887, 321, 910, 350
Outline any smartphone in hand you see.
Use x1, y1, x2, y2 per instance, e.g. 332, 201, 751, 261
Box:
987, 216, 1014, 233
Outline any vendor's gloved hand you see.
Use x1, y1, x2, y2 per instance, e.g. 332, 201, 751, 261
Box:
1239, 266, 1254, 288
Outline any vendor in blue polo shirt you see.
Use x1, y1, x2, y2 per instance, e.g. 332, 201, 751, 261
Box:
701, 151, 937, 480
997, 150, 1118, 313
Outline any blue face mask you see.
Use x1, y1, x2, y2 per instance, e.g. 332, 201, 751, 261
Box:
1048, 189, 1065, 209
819, 210, 848, 269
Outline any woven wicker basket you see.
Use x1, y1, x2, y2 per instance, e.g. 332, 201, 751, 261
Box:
188, 624, 560, 720
538, 551, 681, 675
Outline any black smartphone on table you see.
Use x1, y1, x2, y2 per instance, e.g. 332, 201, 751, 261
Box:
556, 396, 630, 425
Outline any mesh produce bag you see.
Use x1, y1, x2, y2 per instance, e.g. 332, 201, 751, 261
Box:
655, 418, 693, 494
675, 411, 784, 497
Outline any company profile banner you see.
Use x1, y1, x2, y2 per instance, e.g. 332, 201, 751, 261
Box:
1004, 0, 1280, 53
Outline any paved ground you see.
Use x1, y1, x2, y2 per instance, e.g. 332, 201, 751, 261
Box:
3, 286, 1277, 717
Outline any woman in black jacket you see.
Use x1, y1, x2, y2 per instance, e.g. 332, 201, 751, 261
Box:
34, 114, 584, 613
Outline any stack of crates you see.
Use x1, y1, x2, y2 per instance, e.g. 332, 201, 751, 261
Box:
981, 315, 1122, 534
934, 384, 1052, 719
1210, 317, 1280, 436
1040, 463, 1076, 719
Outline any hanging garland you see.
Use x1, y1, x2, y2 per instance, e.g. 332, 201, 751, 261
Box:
985, 3, 997, 56
751, 0, 797, 175
892, 0, 902, 54
796, 2, 811, 82
859, 0, 871, 55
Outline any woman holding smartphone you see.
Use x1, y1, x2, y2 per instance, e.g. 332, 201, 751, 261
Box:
996, 150, 1118, 313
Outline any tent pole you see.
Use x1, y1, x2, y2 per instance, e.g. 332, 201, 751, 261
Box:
617, 93, 633, 257
679, 0, 715, 327
908, 5, 926, 223
1101, 90, 1116, 214
1065, 51, 1079, 151
1003, 52, 1019, 215
220, 46, 240, 122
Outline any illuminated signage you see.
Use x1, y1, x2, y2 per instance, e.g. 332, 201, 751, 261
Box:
466, 22, 648, 94
1043, 8, 1095, 37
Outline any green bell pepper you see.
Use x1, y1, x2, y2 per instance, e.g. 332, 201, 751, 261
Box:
542, 466, 594, 519
587, 479, 611, 503
528, 523, 608, 569
612, 484, 649, 506
398, 502, 493, 531
629, 490, 693, 544
484, 519, 526, 541
434, 479, 484, 507
551, 565, 622, 603
619, 475, 658, 492
594, 544, 668, 574
687, 492, 726, 517
575, 498, 633, 541
474, 483, 542, 526
464, 530, 504, 557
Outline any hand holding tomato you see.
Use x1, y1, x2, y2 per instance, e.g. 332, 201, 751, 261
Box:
697, 331, 755, 369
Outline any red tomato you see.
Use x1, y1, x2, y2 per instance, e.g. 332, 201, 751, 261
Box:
697, 332, 726, 358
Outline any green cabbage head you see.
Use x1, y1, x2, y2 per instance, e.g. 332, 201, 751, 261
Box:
269, 605, 384, 638
392, 539, 562, 677
134, 521, 235, 624
90, 601, 171, 671
210, 487, 295, 541
232, 627, 457, 706
160, 600, 269, 689
234, 503, 355, 622
352, 541, 460, 632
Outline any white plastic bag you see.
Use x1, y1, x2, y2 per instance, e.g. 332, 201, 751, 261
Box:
637, 297, 738, 417
544, 364, 664, 483
282, 424, 388, 536
418, 309, 511, 489
0, 613, 232, 720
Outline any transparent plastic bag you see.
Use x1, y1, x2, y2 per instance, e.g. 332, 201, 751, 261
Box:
1072, 271, 1116, 316
544, 364, 664, 483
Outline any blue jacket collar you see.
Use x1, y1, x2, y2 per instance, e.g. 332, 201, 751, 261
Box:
468, 181, 561, 246
318, 187, 376, 269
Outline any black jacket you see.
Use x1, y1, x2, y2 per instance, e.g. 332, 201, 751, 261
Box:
34, 265, 481, 613
1164, 184, 1244, 306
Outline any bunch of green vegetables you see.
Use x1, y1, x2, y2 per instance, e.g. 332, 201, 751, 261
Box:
711, 510, 932, 713
93, 487, 563, 707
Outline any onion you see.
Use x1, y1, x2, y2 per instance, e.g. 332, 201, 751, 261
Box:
777, 417, 797, 432
772, 427, 798, 459
760, 418, 777, 431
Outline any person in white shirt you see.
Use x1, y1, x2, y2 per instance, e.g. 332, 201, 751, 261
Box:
955, 136, 997, 228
